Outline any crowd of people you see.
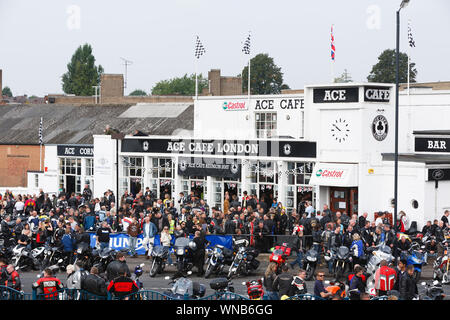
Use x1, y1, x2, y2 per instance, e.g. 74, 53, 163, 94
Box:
0, 186, 449, 300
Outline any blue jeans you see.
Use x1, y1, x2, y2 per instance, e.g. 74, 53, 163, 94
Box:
290, 250, 304, 269
264, 291, 279, 300
129, 236, 138, 255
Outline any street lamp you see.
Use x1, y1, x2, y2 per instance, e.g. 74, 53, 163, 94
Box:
394, 0, 409, 231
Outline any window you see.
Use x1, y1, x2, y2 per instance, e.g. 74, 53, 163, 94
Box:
286, 162, 315, 214
59, 158, 81, 175
255, 112, 277, 138
85, 158, 94, 176
34, 174, 39, 188
123, 157, 144, 177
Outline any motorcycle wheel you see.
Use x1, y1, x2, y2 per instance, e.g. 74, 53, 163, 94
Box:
205, 264, 213, 279
414, 270, 421, 283
442, 272, 449, 284
305, 264, 315, 281
149, 259, 159, 277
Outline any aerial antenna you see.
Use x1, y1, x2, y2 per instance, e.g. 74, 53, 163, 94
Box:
120, 57, 133, 90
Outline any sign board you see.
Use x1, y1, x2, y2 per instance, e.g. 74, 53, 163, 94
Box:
57, 145, 94, 157
415, 137, 450, 153
313, 87, 359, 103
178, 157, 241, 179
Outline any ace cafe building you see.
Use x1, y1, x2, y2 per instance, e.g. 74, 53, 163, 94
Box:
86, 83, 450, 229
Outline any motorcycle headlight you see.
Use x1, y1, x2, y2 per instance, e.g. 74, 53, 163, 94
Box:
77, 248, 83, 254
307, 256, 316, 262
272, 256, 279, 261
176, 249, 184, 255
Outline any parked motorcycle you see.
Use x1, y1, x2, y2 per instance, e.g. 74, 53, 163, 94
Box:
92, 247, 117, 274
420, 280, 445, 300
163, 276, 206, 300
303, 243, 320, 281
333, 246, 352, 281
227, 239, 260, 279
433, 240, 450, 284
73, 242, 93, 270
406, 242, 426, 282
149, 245, 169, 277
244, 279, 264, 300
366, 243, 395, 276
132, 263, 145, 290
11, 244, 42, 271
204, 245, 234, 278
269, 243, 292, 275
174, 237, 195, 276
210, 277, 236, 299
41, 245, 67, 272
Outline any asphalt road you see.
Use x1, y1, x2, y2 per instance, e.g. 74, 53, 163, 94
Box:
15, 253, 450, 299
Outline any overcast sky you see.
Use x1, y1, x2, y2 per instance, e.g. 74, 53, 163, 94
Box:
1, 0, 449, 97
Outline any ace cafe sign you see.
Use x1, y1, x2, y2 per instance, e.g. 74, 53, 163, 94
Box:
313, 87, 359, 103
364, 86, 391, 103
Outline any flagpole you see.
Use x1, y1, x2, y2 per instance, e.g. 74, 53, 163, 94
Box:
331, 24, 335, 83
407, 19, 411, 96
39, 117, 42, 172
195, 60, 198, 100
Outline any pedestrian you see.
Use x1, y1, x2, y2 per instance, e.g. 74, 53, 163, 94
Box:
80, 266, 107, 298
393, 259, 407, 291
290, 224, 304, 270
96, 221, 112, 251
5, 264, 21, 291
313, 272, 332, 299
192, 230, 208, 276
160, 226, 173, 265
374, 260, 397, 297
127, 216, 140, 258
32, 268, 64, 300
107, 265, 139, 300
263, 262, 279, 300
273, 264, 293, 299
289, 269, 308, 297
399, 265, 418, 300
142, 216, 157, 259
348, 265, 366, 300
106, 252, 130, 281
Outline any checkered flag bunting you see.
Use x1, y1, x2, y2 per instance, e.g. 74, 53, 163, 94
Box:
39, 117, 43, 145
242, 32, 251, 55
194, 36, 206, 59
408, 20, 415, 48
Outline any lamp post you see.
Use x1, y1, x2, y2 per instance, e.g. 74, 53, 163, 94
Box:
394, 0, 410, 231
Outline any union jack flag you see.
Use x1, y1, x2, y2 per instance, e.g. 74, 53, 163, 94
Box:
331, 24, 335, 61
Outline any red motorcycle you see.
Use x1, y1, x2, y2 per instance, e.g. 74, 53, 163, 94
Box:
245, 279, 264, 300
269, 242, 292, 274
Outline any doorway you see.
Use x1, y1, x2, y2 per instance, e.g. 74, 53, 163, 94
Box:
130, 178, 142, 196
259, 184, 275, 206
330, 187, 358, 215
66, 176, 76, 196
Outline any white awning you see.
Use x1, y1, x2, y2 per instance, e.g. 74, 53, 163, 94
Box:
309, 163, 358, 187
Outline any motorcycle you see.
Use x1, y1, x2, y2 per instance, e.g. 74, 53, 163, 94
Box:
269, 243, 292, 275
92, 247, 117, 274
325, 280, 347, 299
332, 246, 352, 282
227, 239, 260, 279
244, 279, 264, 300
366, 243, 395, 276
303, 243, 320, 281
210, 277, 236, 299
149, 245, 169, 277
204, 245, 234, 278
174, 237, 195, 276
41, 245, 67, 272
163, 276, 206, 300
420, 281, 445, 300
132, 263, 145, 290
11, 244, 43, 271
406, 242, 426, 282
433, 240, 450, 284
73, 242, 93, 270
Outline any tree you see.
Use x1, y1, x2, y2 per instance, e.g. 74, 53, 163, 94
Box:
240, 53, 289, 95
129, 89, 147, 96
151, 73, 208, 96
334, 69, 353, 83
61, 43, 104, 96
2, 86, 12, 97
367, 49, 417, 84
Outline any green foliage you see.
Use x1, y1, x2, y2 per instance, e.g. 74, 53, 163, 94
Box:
61, 43, 104, 96
367, 49, 417, 83
151, 74, 208, 96
2, 86, 12, 97
334, 69, 353, 83
129, 89, 147, 96
241, 53, 289, 94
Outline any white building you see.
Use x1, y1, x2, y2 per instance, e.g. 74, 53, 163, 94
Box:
29, 82, 450, 229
